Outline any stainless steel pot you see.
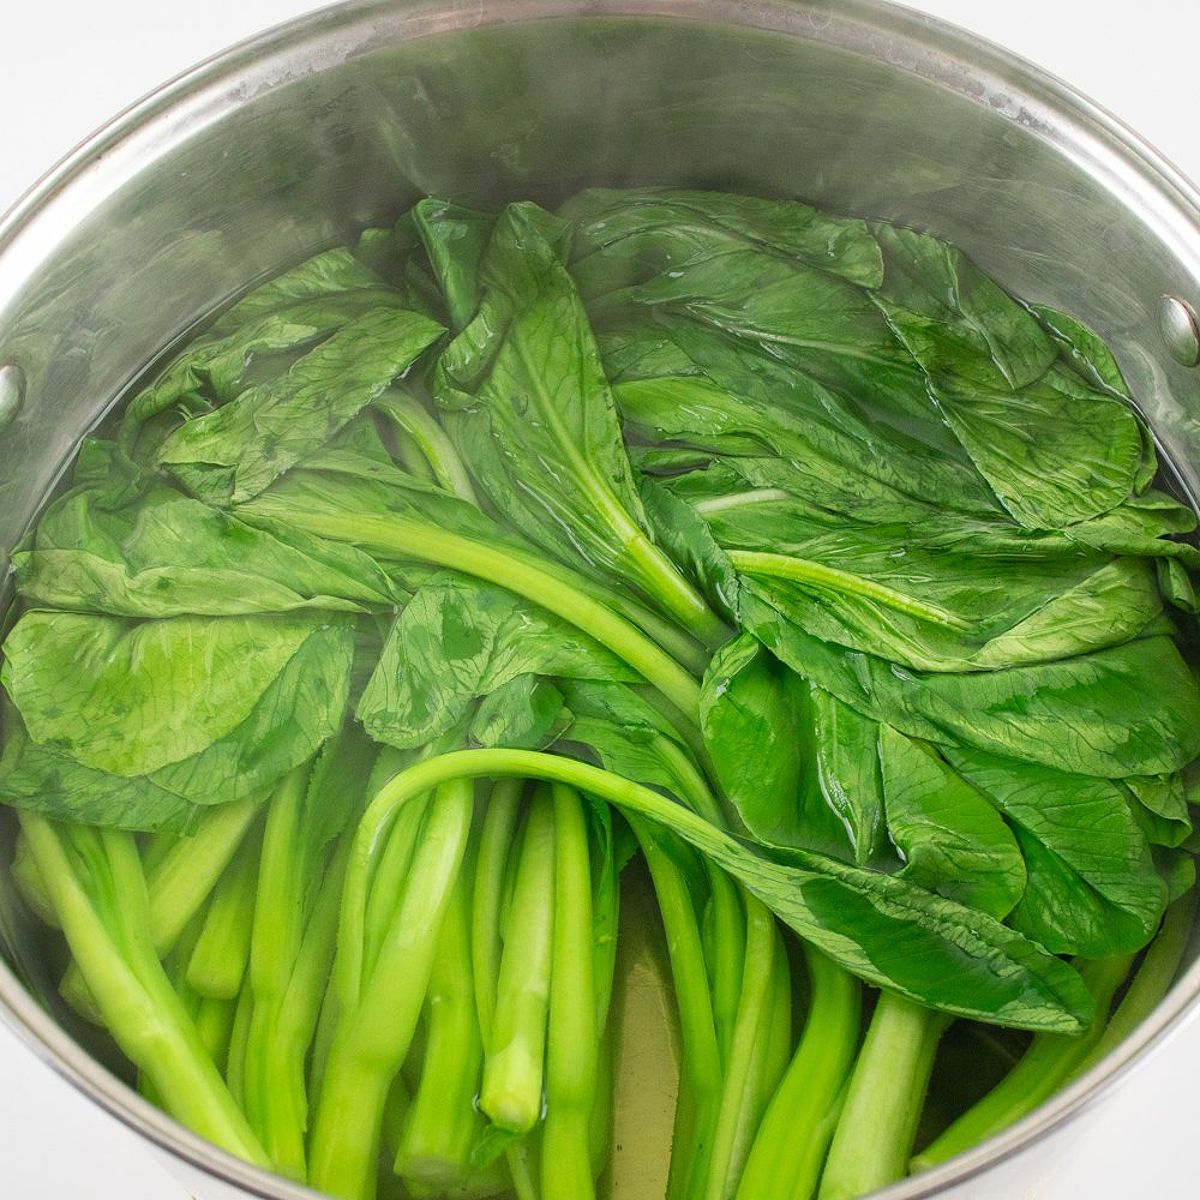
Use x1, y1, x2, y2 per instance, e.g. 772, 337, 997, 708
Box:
2, 2, 1199, 1197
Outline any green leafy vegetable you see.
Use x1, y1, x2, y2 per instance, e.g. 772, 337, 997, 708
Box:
157, 307, 443, 506
4, 185, 1199, 1200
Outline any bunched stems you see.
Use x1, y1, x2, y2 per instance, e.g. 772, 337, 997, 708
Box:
309, 778, 474, 1200
819, 994, 948, 1200
20, 814, 268, 1166
736, 948, 863, 1200
60, 797, 260, 1019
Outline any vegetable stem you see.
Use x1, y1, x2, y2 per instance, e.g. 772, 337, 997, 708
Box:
394, 854, 485, 1191
376, 391, 479, 503
701, 899, 781, 1200
186, 826, 260, 1000
480, 789, 557, 1133
472, 779, 526, 1045
633, 820, 721, 1200
270, 511, 702, 721
736, 949, 862, 1200
310, 779, 474, 1200
1079, 888, 1198, 1070
20, 815, 268, 1166
819, 994, 947, 1199
727, 549, 971, 630
541, 784, 600, 1199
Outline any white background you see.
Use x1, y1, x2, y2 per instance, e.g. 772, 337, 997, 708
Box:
1, 1, 1198, 1197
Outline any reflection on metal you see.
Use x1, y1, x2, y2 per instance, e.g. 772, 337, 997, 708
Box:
0, 363, 23, 433
1159, 296, 1200, 366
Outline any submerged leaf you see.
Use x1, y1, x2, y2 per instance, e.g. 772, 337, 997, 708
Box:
878, 725, 1025, 919
946, 748, 1167, 957
13, 441, 402, 617
157, 307, 444, 505
743, 586, 1200, 779
357, 573, 636, 749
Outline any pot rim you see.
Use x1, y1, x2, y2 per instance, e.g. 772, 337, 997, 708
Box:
2, 3, 1199, 1198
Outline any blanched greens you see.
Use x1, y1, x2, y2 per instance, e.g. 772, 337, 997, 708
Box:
2, 186, 1198, 1200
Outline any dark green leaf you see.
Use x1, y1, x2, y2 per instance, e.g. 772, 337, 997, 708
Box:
157, 307, 444, 505
563, 187, 884, 293
878, 725, 1025, 919
470, 675, 570, 750
1125, 773, 1193, 849
743, 585, 1200, 778
432, 203, 721, 638
946, 748, 1167, 957
357, 574, 635, 750
869, 223, 1057, 390
119, 249, 403, 447
411, 198, 493, 330
700, 634, 849, 858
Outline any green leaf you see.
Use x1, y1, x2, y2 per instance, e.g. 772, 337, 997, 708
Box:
1125, 773, 1193, 849
869, 223, 1057, 391
700, 634, 808, 842
119, 249, 403, 447
433, 203, 720, 640
1027, 304, 1132, 397
609, 330, 993, 526
209, 248, 393, 331
13, 441, 403, 617
809, 689, 888, 869
946, 748, 1168, 957
411, 198, 494, 330
742, 586, 1200, 778
0, 618, 353, 830
878, 725, 1025, 919
157, 306, 444, 505
866, 225, 1143, 528
700, 635, 850, 859
704, 490, 1163, 671
636, 476, 740, 623
300, 720, 380, 863
2, 612, 333, 776
357, 573, 636, 749
0, 710, 202, 834
916, 366, 1145, 530
556, 679, 702, 806
563, 187, 884, 293
470, 675, 570, 750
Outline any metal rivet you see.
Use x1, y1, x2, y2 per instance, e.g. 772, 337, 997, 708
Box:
0, 363, 25, 432
1159, 296, 1200, 367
